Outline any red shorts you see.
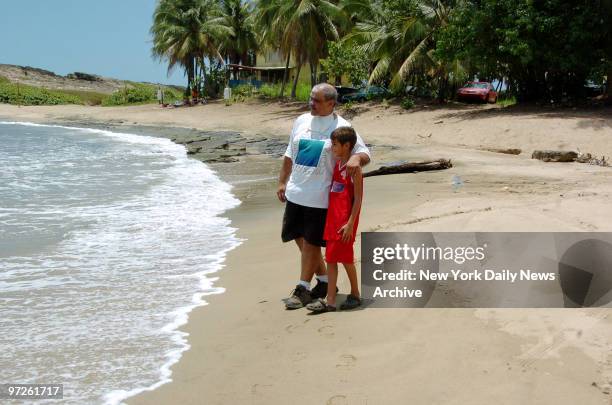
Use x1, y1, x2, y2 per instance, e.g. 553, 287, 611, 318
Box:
325, 240, 354, 264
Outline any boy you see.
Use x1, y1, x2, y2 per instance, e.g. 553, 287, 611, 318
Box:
307, 126, 363, 313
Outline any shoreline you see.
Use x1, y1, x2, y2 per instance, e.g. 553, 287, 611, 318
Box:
2, 103, 612, 403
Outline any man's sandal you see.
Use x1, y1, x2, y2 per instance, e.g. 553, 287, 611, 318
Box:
306, 298, 336, 314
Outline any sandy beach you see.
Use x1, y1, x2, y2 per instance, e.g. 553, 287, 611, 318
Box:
2, 101, 612, 404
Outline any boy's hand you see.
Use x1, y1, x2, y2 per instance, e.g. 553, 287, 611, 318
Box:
338, 222, 354, 243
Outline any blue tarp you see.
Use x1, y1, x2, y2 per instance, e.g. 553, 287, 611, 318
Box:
229, 79, 264, 88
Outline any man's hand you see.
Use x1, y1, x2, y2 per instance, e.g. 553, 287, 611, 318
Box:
338, 222, 354, 243
346, 152, 369, 177
277, 183, 287, 202
277, 156, 292, 203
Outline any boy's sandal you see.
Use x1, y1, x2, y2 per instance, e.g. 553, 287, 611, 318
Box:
340, 294, 361, 311
306, 298, 337, 313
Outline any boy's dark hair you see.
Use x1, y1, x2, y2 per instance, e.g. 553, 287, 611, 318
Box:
330, 126, 357, 149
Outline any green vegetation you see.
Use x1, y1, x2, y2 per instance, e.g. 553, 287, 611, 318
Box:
226, 81, 311, 103
0, 75, 183, 107
497, 95, 517, 108
436, 0, 611, 103
151, 0, 232, 100
57, 89, 107, 106
229, 84, 256, 102
0, 79, 82, 105
101, 83, 182, 106
320, 41, 368, 87
258, 83, 282, 98
401, 97, 415, 109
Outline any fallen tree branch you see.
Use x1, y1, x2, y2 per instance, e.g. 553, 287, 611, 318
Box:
482, 147, 522, 155
364, 159, 452, 177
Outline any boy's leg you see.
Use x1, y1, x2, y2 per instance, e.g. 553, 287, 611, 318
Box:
326, 263, 338, 307
343, 263, 360, 298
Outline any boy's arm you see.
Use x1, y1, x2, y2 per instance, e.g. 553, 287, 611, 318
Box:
339, 168, 363, 242
348, 168, 363, 225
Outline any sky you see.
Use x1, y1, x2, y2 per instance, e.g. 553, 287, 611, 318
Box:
0, 0, 186, 85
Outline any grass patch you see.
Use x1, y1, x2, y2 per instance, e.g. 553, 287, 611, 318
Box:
101, 83, 182, 106
226, 81, 312, 102
258, 83, 282, 98
54, 89, 107, 105
0, 75, 184, 107
294, 82, 311, 102
401, 96, 415, 109
0, 80, 82, 105
497, 95, 517, 107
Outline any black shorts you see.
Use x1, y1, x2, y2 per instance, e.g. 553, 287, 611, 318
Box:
281, 200, 327, 247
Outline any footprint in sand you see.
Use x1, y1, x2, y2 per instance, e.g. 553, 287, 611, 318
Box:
336, 354, 357, 370
285, 324, 300, 334
326, 394, 348, 405
318, 325, 334, 337
291, 351, 307, 362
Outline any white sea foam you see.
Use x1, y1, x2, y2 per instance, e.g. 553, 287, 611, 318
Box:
0, 122, 243, 404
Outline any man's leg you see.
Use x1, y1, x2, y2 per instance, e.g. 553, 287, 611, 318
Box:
295, 237, 326, 277
300, 239, 324, 283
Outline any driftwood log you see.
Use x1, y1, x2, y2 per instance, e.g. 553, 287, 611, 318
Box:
531, 150, 578, 162
482, 147, 522, 155
364, 159, 452, 177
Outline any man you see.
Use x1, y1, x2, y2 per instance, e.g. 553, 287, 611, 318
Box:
277, 83, 371, 309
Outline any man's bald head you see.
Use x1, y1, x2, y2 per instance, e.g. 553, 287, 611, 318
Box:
310, 83, 337, 116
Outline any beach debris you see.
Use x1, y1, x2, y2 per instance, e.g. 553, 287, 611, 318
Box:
434, 120, 444, 124
482, 147, 522, 155
451, 175, 464, 192
576, 149, 609, 167
532, 149, 609, 166
364, 159, 452, 177
417, 132, 433, 139
531, 150, 578, 162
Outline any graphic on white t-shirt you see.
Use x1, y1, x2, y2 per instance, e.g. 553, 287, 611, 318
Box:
295, 139, 325, 167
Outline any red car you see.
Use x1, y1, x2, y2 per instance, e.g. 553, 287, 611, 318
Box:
457, 81, 497, 103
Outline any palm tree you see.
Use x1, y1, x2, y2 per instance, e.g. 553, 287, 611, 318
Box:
253, 0, 294, 96
342, 0, 465, 98
220, 0, 259, 79
254, 0, 346, 97
151, 0, 230, 94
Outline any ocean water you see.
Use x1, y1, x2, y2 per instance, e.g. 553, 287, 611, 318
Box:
0, 122, 242, 404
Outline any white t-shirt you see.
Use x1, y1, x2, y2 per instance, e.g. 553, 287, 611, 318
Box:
284, 112, 371, 209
